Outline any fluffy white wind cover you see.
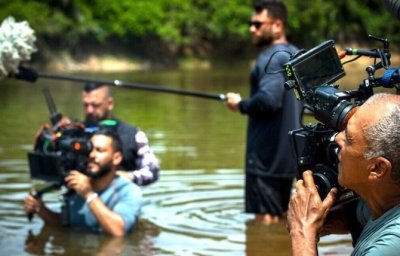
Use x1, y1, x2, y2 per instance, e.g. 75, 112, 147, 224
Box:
0, 16, 36, 79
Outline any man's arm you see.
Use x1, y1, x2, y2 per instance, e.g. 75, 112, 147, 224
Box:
287, 171, 337, 256
84, 192, 126, 237
65, 171, 126, 237
118, 130, 159, 186
24, 193, 62, 226
242, 50, 294, 114
225, 92, 242, 112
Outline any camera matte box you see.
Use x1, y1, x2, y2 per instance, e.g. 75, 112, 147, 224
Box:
27, 152, 64, 183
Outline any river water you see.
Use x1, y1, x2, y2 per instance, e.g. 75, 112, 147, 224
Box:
1, 59, 396, 255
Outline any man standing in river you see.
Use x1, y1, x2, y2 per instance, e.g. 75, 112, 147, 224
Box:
24, 129, 142, 236
82, 82, 159, 186
225, 0, 301, 225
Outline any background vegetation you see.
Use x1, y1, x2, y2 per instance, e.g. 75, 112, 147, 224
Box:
1, 0, 399, 67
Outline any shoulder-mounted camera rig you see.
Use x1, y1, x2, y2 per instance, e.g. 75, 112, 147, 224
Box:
27, 88, 92, 185
284, 35, 400, 207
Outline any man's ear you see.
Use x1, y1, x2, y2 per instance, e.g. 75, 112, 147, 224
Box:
108, 96, 114, 111
113, 151, 122, 166
272, 19, 284, 37
369, 157, 392, 180
273, 19, 283, 28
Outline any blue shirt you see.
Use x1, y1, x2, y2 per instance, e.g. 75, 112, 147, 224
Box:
352, 205, 400, 255
68, 175, 142, 234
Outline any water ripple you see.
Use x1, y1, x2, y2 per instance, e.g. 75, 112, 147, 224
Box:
142, 168, 249, 243
0, 165, 353, 255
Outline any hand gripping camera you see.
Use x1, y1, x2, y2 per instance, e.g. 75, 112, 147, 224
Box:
284, 36, 400, 206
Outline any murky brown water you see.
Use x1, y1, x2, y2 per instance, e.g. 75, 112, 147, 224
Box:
1, 57, 397, 255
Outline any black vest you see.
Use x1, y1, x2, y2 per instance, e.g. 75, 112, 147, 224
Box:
115, 119, 139, 171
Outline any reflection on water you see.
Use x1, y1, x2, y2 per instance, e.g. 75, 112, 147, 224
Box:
22, 221, 160, 255
1, 63, 385, 255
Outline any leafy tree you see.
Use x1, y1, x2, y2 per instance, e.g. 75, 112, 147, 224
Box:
0, 0, 399, 64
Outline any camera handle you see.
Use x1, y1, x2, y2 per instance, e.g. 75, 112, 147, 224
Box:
368, 35, 390, 53
359, 67, 400, 100
27, 183, 62, 222
343, 35, 391, 73
369, 35, 391, 71
60, 189, 75, 227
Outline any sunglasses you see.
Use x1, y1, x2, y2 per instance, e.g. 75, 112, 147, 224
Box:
248, 21, 271, 29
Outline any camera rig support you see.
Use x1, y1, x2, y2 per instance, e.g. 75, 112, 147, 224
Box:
284, 35, 400, 207
27, 87, 92, 223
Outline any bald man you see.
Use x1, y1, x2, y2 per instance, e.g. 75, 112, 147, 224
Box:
82, 83, 159, 186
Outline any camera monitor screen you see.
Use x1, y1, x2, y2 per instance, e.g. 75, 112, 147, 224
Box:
289, 40, 345, 96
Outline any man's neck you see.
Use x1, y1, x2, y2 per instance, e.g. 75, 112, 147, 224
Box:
273, 35, 288, 45
365, 185, 400, 219
91, 170, 116, 192
260, 36, 288, 50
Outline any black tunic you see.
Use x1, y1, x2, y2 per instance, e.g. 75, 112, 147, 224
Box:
239, 43, 302, 178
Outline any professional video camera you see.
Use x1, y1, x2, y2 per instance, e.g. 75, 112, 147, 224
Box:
284, 36, 400, 206
27, 88, 92, 185
25, 88, 94, 223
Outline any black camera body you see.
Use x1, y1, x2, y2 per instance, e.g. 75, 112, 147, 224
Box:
27, 88, 93, 184
284, 37, 398, 206
28, 121, 92, 184
288, 124, 358, 205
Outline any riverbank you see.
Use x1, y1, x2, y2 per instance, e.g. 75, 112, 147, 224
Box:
42, 54, 151, 72
41, 54, 218, 73
40, 48, 400, 73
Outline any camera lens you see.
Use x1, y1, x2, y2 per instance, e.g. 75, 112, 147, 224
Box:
312, 164, 339, 199
330, 100, 355, 130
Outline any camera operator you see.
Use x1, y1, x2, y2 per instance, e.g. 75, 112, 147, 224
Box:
287, 93, 400, 255
83, 82, 159, 186
24, 129, 142, 237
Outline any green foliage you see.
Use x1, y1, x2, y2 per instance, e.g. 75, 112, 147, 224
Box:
1, 0, 399, 60
0, 1, 63, 35
285, 0, 400, 48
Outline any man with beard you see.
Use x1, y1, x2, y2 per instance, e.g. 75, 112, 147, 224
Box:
82, 82, 159, 186
224, 0, 301, 225
24, 129, 142, 237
